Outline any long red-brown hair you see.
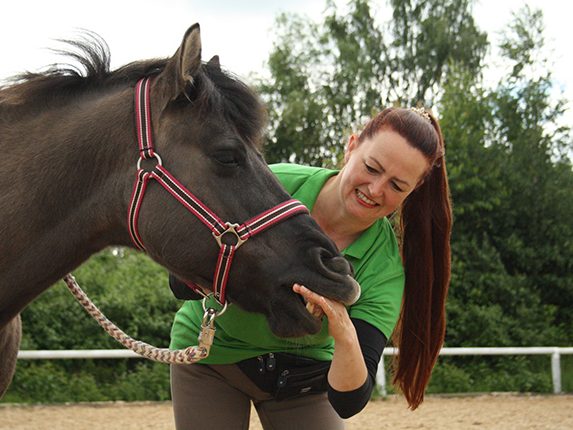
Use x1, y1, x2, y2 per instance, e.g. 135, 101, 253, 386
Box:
358, 107, 452, 409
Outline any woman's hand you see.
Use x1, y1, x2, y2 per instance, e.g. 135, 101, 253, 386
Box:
293, 283, 368, 391
292, 284, 354, 346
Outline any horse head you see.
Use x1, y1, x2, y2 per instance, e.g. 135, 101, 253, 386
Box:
132, 24, 360, 337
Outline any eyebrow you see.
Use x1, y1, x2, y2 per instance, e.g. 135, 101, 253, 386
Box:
368, 156, 411, 187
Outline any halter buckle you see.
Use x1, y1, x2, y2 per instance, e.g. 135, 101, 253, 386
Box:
213, 223, 247, 249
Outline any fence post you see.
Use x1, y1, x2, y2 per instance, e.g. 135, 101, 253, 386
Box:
376, 355, 387, 397
551, 348, 562, 394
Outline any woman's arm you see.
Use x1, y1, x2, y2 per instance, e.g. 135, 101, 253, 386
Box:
328, 318, 386, 418
293, 284, 386, 418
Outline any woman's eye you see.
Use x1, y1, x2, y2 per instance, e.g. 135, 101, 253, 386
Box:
365, 163, 377, 174
391, 181, 404, 192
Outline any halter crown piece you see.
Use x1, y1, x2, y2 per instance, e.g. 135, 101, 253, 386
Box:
127, 77, 309, 306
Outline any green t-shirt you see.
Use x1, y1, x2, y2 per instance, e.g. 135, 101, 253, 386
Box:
169, 163, 404, 363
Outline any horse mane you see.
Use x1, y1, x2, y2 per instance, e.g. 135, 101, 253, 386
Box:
0, 33, 164, 103
0, 32, 266, 147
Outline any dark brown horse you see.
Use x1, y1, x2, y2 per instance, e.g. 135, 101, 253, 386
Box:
0, 24, 360, 397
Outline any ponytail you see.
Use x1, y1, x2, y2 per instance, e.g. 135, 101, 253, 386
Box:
357, 107, 452, 409
391, 115, 452, 409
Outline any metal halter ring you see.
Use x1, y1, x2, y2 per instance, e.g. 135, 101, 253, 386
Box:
202, 307, 218, 327
202, 295, 228, 316
213, 223, 247, 249
136, 153, 163, 171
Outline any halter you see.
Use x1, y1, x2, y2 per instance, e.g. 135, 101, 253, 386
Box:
127, 77, 308, 305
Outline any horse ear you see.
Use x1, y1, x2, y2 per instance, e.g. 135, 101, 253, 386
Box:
207, 55, 221, 70
173, 23, 202, 97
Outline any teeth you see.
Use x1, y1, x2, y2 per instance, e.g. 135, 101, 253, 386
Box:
356, 190, 377, 206
305, 301, 325, 319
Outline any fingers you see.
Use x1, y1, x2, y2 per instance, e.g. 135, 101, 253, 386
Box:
293, 284, 354, 343
293, 283, 320, 304
293, 284, 331, 318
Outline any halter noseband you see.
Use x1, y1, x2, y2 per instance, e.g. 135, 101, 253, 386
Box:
127, 77, 308, 305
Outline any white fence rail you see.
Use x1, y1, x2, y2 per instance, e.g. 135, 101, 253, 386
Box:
377, 347, 573, 395
18, 347, 573, 395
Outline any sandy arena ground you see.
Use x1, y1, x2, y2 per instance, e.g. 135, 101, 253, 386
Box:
0, 394, 571, 429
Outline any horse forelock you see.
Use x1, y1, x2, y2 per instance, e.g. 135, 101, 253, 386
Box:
194, 64, 267, 151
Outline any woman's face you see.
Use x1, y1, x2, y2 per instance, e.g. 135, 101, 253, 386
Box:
337, 128, 430, 224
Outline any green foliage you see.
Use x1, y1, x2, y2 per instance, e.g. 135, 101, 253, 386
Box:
563, 356, 573, 392
427, 361, 474, 393
447, 238, 561, 347
428, 356, 553, 393
4, 361, 105, 403
439, 65, 503, 237
484, 7, 573, 343
103, 361, 171, 402
4, 360, 171, 403
21, 249, 177, 351
3, 248, 178, 403
437, 5, 572, 348
386, 0, 487, 103
257, 0, 487, 166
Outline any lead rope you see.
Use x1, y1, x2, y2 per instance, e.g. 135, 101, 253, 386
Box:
63, 273, 225, 364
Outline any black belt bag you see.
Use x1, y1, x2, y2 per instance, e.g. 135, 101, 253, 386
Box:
237, 352, 331, 401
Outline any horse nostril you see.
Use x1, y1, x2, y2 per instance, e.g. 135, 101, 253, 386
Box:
322, 255, 353, 277
307, 247, 360, 305
311, 247, 353, 277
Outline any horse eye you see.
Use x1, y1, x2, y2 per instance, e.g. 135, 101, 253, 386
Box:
212, 150, 239, 167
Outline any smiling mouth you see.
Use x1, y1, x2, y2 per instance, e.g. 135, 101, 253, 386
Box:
355, 189, 378, 207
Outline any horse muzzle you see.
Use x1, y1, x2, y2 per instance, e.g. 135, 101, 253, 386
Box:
305, 248, 361, 305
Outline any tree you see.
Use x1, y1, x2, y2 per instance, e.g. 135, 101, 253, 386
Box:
438, 63, 563, 348
7, 249, 178, 403
386, 0, 487, 104
485, 7, 573, 342
257, 0, 487, 166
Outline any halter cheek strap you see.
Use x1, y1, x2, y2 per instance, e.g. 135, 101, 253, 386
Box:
127, 77, 308, 305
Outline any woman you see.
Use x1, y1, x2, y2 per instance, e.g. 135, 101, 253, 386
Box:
169, 107, 452, 429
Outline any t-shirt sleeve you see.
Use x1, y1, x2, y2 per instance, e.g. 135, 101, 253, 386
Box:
346, 222, 405, 339
349, 262, 404, 339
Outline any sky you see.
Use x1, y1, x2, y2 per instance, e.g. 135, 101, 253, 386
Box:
0, 0, 571, 121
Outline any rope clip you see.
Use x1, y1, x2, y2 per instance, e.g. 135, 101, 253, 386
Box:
197, 306, 221, 355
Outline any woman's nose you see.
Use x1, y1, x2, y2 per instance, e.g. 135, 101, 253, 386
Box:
368, 177, 387, 197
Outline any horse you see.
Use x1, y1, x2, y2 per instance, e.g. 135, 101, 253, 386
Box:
0, 24, 360, 398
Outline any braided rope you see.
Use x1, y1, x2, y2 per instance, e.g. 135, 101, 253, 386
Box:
63, 273, 208, 364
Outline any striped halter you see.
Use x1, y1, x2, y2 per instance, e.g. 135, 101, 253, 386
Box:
128, 77, 308, 305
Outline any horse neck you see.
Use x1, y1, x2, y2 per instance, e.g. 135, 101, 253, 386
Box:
0, 85, 137, 321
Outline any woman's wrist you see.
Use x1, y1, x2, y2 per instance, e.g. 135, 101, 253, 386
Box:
330, 338, 368, 391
